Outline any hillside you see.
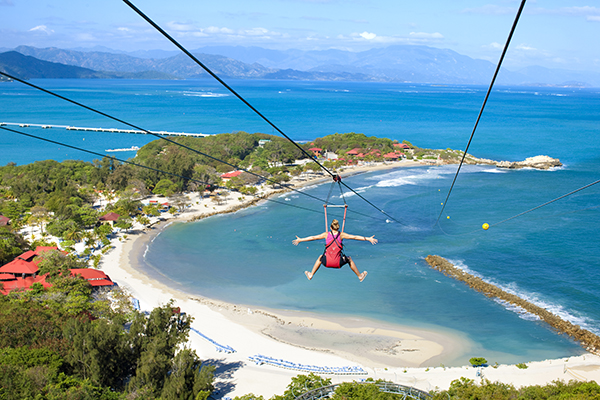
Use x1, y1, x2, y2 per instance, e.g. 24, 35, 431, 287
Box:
0, 51, 175, 80
4, 45, 600, 86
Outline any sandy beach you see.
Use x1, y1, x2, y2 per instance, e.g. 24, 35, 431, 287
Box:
98, 160, 600, 397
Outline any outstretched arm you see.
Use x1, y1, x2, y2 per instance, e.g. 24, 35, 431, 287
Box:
293, 232, 327, 246
340, 232, 378, 245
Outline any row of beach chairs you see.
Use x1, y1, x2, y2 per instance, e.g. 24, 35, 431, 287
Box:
191, 327, 236, 353
248, 354, 367, 375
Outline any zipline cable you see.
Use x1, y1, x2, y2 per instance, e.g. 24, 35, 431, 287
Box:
122, 0, 334, 179
488, 179, 600, 229
436, 179, 600, 236
0, 125, 324, 216
122, 0, 405, 226
435, 0, 527, 226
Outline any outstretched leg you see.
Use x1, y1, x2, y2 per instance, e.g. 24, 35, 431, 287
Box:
305, 255, 322, 280
347, 256, 367, 282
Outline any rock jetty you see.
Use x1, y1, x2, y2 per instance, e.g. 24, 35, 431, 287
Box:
425, 255, 600, 356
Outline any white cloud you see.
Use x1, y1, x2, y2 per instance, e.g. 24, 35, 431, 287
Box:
205, 26, 235, 34
242, 27, 269, 36
484, 42, 503, 50
515, 44, 537, 51
409, 32, 443, 39
167, 22, 197, 32
345, 30, 444, 46
164, 22, 283, 42
360, 31, 376, 40
587, 15, 600, 22
117, 27, 130, 32
29, 25, 54, 35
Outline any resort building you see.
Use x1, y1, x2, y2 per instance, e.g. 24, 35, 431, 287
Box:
308, 147, 322, 158
0, 215, 10, 226
0, 246, 114, 295
99, 212, 120, 226
221, 170, 243, 181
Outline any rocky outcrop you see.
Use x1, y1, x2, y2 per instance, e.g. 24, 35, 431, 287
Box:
496, 155, 562, 170
425, 255, 600, 356
473, 155, 562, 170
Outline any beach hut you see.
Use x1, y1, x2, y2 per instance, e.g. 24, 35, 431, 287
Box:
99, 212, 120, 226
221, 170, 243, 181
70, 268, 114, 287
309, 147, 322, 158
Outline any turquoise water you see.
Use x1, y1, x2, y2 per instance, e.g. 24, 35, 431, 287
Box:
2, 79, 599, 365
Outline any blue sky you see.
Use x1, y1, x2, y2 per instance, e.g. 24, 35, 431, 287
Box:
1, 0, 599, 71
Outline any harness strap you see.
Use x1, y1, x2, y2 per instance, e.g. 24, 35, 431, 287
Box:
324, 204, 348, 233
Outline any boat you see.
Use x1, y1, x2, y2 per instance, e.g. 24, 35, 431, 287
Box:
104, 146, 140, 152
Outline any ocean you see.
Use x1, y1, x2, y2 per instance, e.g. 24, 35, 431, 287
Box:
2, 78, 599, 366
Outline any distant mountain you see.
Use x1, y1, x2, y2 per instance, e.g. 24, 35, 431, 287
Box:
515, 65, 600, 87
0, 51, 175, 80
5, 45, 600, 86
0, 51, 111, 79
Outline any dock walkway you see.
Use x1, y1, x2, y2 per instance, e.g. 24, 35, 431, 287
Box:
0, 122, 209, 137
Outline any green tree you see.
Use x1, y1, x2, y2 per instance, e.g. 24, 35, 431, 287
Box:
127, 301, 196, 397
160, 349, 215, 400
154, 179, 178, 197
0, 226, 29, 265
143, 204, 161, 217
114, 216, 133, 232
272, 373, 332, 400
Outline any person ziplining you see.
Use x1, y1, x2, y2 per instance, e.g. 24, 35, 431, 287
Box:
293, 203, 377, 282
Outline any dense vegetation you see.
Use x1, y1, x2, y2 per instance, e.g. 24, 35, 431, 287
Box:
0, 250, 215, 399
230, 375, 600, 400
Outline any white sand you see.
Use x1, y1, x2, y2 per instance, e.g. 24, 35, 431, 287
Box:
97, 163, 600, 397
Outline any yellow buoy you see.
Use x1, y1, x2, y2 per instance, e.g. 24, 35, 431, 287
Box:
482, 223, 489, 230
447, 216, 450, 219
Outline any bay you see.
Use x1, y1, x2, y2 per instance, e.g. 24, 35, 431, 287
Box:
2, 78, 599, 365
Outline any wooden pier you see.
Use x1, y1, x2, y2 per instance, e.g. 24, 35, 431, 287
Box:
0, 122, 209, 137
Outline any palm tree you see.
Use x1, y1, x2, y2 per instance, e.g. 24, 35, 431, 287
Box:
63, 227, 84, 243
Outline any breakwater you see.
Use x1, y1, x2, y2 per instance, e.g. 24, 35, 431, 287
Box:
425, 255, 600, 356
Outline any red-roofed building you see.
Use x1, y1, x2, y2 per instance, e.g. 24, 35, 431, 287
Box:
99, 212, 120, 225
0, 246, 61, 277
0, 275, 53, 294
346, 148, 362, 155
221, 170, 243, 180
384, 152, 400, 159
70, 269, 114, 287
309, 147, 322, 157
394, 143, 410, 149
0, 247, 114, 295
0, 215, 9, 226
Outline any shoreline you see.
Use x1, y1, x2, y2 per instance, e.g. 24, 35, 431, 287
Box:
99, 161, 600, 397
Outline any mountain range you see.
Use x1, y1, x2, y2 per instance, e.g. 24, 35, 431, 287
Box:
1, 45, 599, 87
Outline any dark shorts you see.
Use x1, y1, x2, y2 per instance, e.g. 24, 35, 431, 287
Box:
321, 253, 350, 268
